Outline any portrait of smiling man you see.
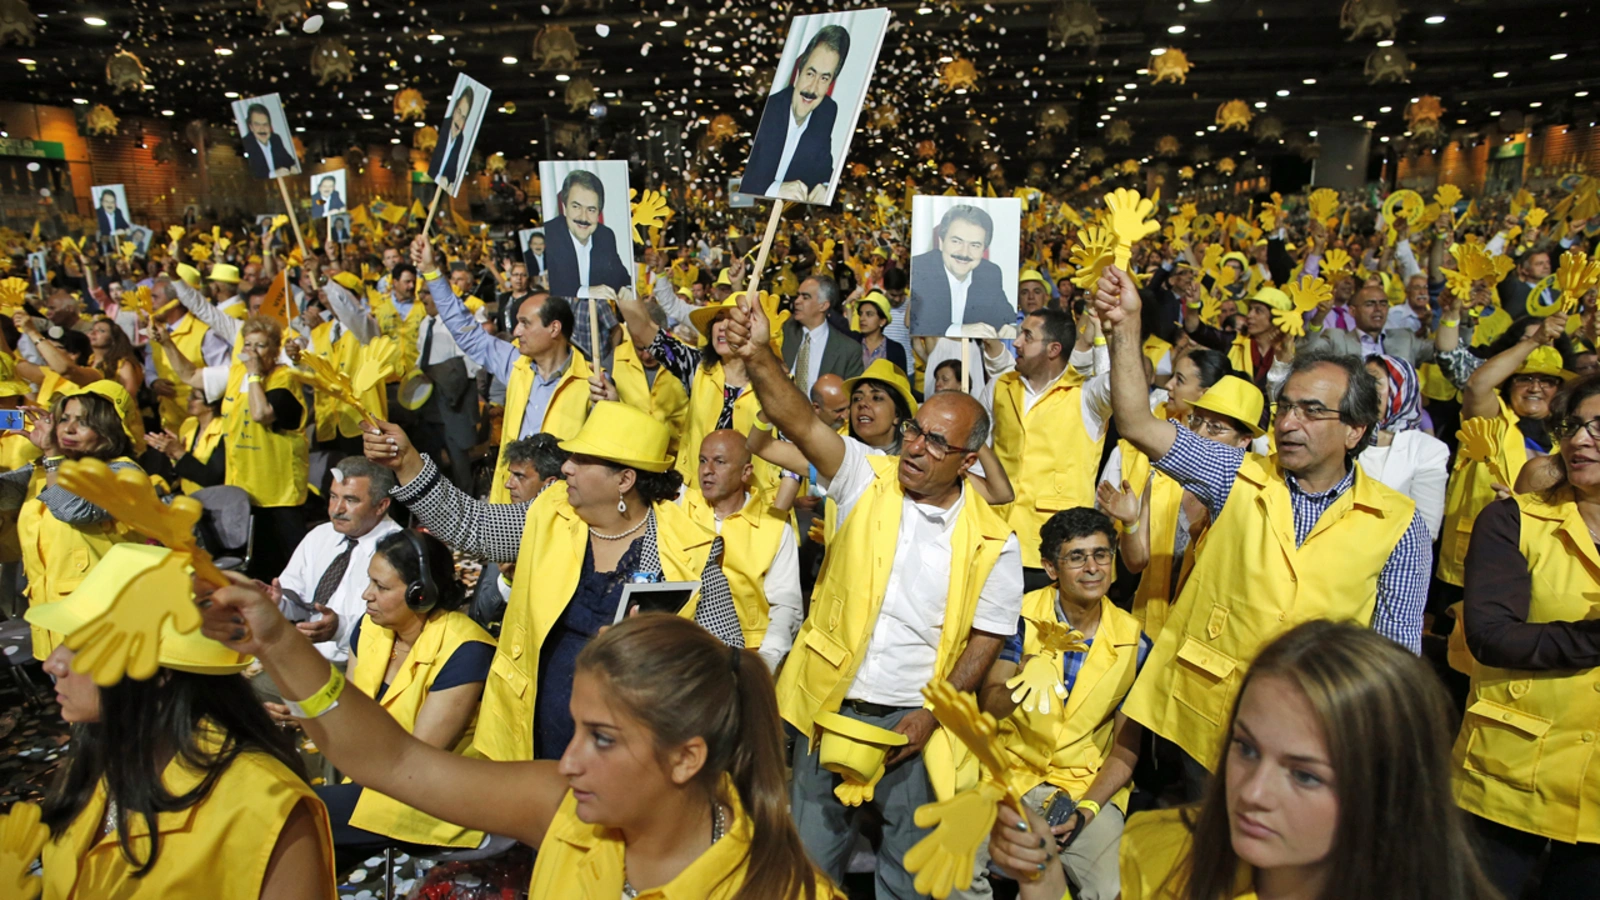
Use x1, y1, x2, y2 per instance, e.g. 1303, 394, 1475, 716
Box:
741, 24, 852, 203
540, 167, 632, 299
910, 202, 1017, 336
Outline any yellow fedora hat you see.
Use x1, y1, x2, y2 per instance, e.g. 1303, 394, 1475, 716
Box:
714, 268, 732, 287
688, 296, 739, 338
25, 544, 253, 676
1190, 374, 1266, 438
332, 271, 364, 292
1018, 269, 1049, 287
1516, 346, 1574, 381
558, 401, 674, 472
175, 263, 202, 289
842, 359, 919, 415
208, 264, 242, 284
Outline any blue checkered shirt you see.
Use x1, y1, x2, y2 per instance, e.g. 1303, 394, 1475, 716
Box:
1153, 427, 1430, 653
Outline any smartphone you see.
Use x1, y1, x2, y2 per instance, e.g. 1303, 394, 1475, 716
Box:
0, 409, 24, 432
1044, 792, 1078, 830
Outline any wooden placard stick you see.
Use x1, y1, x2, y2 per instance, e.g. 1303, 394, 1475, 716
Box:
421, 185, 446, 240
274, 175, 314, 321
740, 199, 787, 311
963, 337, 973, 395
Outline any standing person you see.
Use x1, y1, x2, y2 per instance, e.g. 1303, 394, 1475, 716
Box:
412, 274, 480, 491
720, 289, 1023, 900
1359, 355, 1450, 540
1095, 264, 1430, 793
1457, 374, 1600, 899
853, 289, 908, 373
1184, 286, 1297, 399
782, 275, 865, 396
1302, 284, 1435, 368
741, 24, 850, 202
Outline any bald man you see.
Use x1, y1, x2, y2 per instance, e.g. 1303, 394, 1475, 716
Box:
810, 373, 850, 432
681, 429, 804, 671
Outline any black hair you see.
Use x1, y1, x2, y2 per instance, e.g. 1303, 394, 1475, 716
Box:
536, 294, 576, 344
1039, 507, 1116, 565
390, 263, 417, 284
53, 390, 129, 460
453, 87, 475, 114
375, 529, 466, 613
848, 378, 912, 452
881, 267, 908, 292
505, 432, 569, 482
318, 175, 336, 189
936, 204, 995, 246
600, 462, 685, 507
1183, 348, 1233, 391
245, 102, 270, 124
1288, 348, 1381, 456
41, 670, 305, 874
246, 283, 270, 299
796, 24, 851, 81
559, 169, 606, 208
1480, 315, 1575, 366
58, 328, 92, 366
933, 358, 963, 386
1025, 307, 1076, 355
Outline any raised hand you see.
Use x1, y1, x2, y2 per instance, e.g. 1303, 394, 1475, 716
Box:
1096, 478, 1142, 526
1104, 188, 1159, 268
1093, 265, 1142, 329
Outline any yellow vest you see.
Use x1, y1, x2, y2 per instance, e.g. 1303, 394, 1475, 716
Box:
0, 433, 43, 564
1451, 490, 1600, 844
1119, 440, 1186, 639
991, 366, 1105, 567
490, 349, 593, 503
175, 415, 225, 496
676, 362, 778, 497
150, 314, 211, 433
1438, 401, 1529, 585
19, 458, 139, 660
683, 489, 790, 650
774, 455, 1012, 799
347, 610, 496, 847
1122, 454, 1415, 770
613, 330, 689, 458
41, 727, 335, 900
222, 365, 309, 508
475, 486, 718, 761
1120, 808, 1256, 900
307, 318, 385, 440
999, 590, 1142, 810
373, 293, 428, 376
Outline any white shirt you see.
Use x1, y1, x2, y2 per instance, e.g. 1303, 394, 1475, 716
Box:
570, 232, 595, 298
277, 518, 403, 662
764, 110, 814, 196
822, 437, 1023, 708
791, 320, 830, 393
1357, 430, 1450, 541
943, 267, 973, 337
977, 365, 1114, 442
417, 313, 481, 377
709, 492, 804, 672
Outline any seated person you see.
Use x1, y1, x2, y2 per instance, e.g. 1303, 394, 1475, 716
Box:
314, 530, 496, 856
468, 433, 568, 635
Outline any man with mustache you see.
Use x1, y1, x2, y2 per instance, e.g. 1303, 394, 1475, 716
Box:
240, 101, 299, 179
909, 204, 1015, 337
541, 169, 631, 299
741, 24, 851, 203
311, 174, 345, 218
95, 188, 130, 236
428, 86, 475, 192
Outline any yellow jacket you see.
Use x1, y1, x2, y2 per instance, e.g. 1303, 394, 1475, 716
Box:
475, 486, 719, 761
1452, 490, 1600, 843
1120, 808, 1256, 900
613, 333, 689, 458
222, 365, 308, 509
175, 415, 225, 496
1122, 454, 1415, 770
307, 318, 386, 440
490, 349, 593, 503
683, 489, 790, 651
1119, 439, 1186, 639
347, 610, 495, 847
991, 366, 1105, 568
41, 726, 335, 900
774, 455, 1012, 799
150, 313, 211, 433
1438, 401, 1528, 585
999, 590, 1143, 810
373, 293, 428, 377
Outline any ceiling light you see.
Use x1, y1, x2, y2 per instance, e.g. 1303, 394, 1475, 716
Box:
83, 16, 106, 26
1150, 47, 1167, 56
1167, 24, 1186, 34
427, 33, 445, 42
215, 47, 233, 56
1254, 101, 1267, 109
360, 113, 373, 120
160, 109, 173, 116
1303, 77, 1316, 85
17, 57, 35, 65
328, 0, 348, 8
1380, 135, 1391, 142
1529, 101, 1543, 107
1578, 91, 1591, 98
1425, 14, 1445, 24
1492, 71, 1508, 78
556, 73, 571, 82
225, 91, 239, 98
661, 19, 677, 27
502, 56, 518, 64
1379, 105, 1392, 113
390, 138, 401, 144
1551, 52, 1568, 60
1376, 39, 1394, 47
1124, 83, 1137, 90
1353, 114, 1364, 121
1276, 89, 1290, 97
384, 83, 399, 90
917, 5, 933, 13
72, 97, 87, 105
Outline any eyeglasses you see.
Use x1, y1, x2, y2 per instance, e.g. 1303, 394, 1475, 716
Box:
1510, 374, 1562, 390
1187, 413, 1241, 438
901, 419, 978, 460
1551, 415, 1600, 442
1058, 548, 1115, 569
1273, 398, 1343, 424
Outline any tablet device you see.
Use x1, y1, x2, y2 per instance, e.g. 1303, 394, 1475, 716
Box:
613, 580, 700, 624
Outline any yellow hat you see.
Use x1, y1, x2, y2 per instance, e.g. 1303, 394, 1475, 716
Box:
57, 379, 133, 429
842, 359, 919, 416
1247, 286, 1294, 313
857, 290, 892, 322
1190, 375, 1266, 438
815, 711, 908, 783
1222, 251, 1250, 270
208, 264, 242, 284
175, 263, 202, 288
1018, 269, 1049, 287
558, 401, 674, 472
688, 296, 739, 338
1515, 346, 1574, 381
25, 544, 253, 676
715, 268, 732, 287
332, 271, 363, 292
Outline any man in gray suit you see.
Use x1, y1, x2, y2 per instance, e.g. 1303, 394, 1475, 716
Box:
1302, 284, 1434, 367
781, 274, 864, 394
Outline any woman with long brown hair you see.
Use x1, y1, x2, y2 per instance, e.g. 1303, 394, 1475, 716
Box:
195, 577, 838, 900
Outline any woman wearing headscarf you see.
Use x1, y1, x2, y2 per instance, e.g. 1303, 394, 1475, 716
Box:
1358, 354, 1450, 541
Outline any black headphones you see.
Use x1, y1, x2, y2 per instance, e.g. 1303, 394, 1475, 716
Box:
402, 531, 440, 614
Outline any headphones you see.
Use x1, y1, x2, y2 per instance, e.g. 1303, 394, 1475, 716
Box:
402, 531, 440, 614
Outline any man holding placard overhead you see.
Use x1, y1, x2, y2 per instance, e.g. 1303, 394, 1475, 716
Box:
742, 24, 851, 203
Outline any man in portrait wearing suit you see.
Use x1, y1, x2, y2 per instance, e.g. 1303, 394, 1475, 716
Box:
96, 189, 130, 236
909, 204, 1014, 336
541, 170, 631, 298
521, 230, 546, 279
311, 175, 345, 218
429, 88, 475, 192
241, 103, 298, 179
782, 274, 864, 396
740, 24, 850, 203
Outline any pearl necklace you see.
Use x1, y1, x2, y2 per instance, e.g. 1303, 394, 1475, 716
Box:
621, 803, 727, 899
589, 515, 648, 542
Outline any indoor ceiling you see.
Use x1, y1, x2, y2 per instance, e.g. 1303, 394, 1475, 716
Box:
7, 0, 1599, 185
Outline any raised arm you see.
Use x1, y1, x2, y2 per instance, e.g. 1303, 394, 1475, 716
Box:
968, 443, 1015, 505
747, 414, 811, 475
1462, 315, 1561, 420
319, 281, 380, 342
364, 422, 529, 563
413, 237, 517, 382
150, 316, 206, 390
11, 312, 101, 385
722, 294, 847, 480
1095, 266, 1178, 461
173, 277, 239, 344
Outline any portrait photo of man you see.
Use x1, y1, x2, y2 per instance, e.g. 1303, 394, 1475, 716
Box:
539, 165, 633, 298
519, 228, 546, 278
93, 185, 130, 236
741, 25, 850, 204
311, 173, 346, 218
429, 78, 489, 195
234, 96, 300, 179
909, 201, 1019, 336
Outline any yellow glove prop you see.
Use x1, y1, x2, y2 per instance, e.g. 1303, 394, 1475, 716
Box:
1006, 653, 1067, 716
1103, 188, 1159, 269
906, 782, 1005, 900
0, 801, 46, 900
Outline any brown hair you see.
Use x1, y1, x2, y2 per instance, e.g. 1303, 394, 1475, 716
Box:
91, 316, 140, 384
239, 315, 283, 352
576, 615, 824, 900
52, 391, 130, 460
1176, 621, 1500, 900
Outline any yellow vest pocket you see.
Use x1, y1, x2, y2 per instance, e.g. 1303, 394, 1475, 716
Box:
1463, 699, 1551, 792
1173, 636, 1240, 728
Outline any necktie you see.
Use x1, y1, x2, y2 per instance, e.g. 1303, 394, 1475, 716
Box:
420, 318, 436, 368
792, 332, 813, 395
313, 537, 357, 610
331, 320, 343, 345
1334, 306, 1351, 330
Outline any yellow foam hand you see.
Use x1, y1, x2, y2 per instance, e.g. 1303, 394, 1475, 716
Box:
1555, 250, 1600, 302
1286, 275, 1332, 314
1168, 216, 1191, 243
1069, 227, 1116, 291
0, 801, 46, 900
834, 766, 885, 807
1199, 289, 1222, 326
1442, 269, 1476, 302
271, 215, 289, 233
129, 285, 153, 314
1525, 207, 1548, 230
1199, 243, 1225, 277
0, 277, 27, 307
1434, 184, 1462, 211
759, 291, 790, 355
1033, 617, 1090, 655
168, 225, 186, 242
1308, 188, 1340, 224
1449, 243, 1497, 282
1258, 207, 1277, 231
187, 243, 212, 263
66, 549, 198, 685
1273, 306, 1306, 338
1457, 417, 1512, 489
630, 189, 670, 244
58, 236, 81, 255
287, 246, 305, 268
119, 241, 137, 261
1006, 653, 1067, 716
1322, 247, 1352, 275
923, 680, 1011, 782
906, 782, 1006, 900
54, 459, 226, 582
217, 237, 232, 254
1492, 254, 1516, 285
1103, 188, 1159, 268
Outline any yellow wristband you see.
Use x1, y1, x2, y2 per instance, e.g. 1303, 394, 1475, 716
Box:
1123, 520, 1139, 535
1442, 318, 1460, 328
284, 664, 345, 719
423, 269, 443, 281
1093, 336, 1107, 347
1077, 799, 1102, 818
246, 374, 263, 384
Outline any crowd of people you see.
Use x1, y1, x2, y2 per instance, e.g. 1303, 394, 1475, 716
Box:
2, 164, 1599, 900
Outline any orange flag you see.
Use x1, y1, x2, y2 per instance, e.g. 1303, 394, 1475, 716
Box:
257, 269, 290, 327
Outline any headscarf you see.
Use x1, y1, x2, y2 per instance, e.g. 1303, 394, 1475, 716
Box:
1370, 354, 1421, 433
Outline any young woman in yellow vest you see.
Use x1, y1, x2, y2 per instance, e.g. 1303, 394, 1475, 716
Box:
20, 544, 334, 899
313, 530, 496, 857
0, 381, 142, 659
226, 316, 309, 579
988, 622, 1497, 900
1456, 374, 1600, 898
198, 583, 840, 900
976, 508, 1153, 900
362, 401, 747, 762
1181, 287, 1296, 400
144, 389, 226, 495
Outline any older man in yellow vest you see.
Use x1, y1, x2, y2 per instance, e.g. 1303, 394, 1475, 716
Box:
1095, 264, 1431, 796
722, 293, 1023, 900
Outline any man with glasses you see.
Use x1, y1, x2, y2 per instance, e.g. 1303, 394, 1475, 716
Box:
974, 507, 1152, 900
1095, 264, 1430, 796
721, 288, 1023, 900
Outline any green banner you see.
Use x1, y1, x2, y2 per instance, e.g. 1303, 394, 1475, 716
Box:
0, 138, 67, 160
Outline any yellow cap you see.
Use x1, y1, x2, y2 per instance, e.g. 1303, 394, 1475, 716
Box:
175, 263, 202, 288
715, 268, 732, 287
1190, 375, 1266, 438
688, 296, 739, 338
208, 264, 242, 284
857, 290, 892, 322
558, 401, 674, 472
842, 359, 918, 416
332, 271, 363, 292
24, 544, 253, 676
0, 379, 30, 398
56, 379, 138, 440
1222, 251, 1250, 270
1248, 286, 1294, 313
1018, 269, 1049, 287
814, 711, 908, 784
1515, 346, 1574, 381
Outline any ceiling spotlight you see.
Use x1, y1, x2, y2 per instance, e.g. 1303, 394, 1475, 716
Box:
328, 0, 348, 8
1254, 101, 1267, 109
18, 57, 35, 65
1303, 77, 1316, 85
1167, 24, 1186, 34
1492, 70, 1508, 78
1150, 47, 1168, 56
555, 73, 571, 82
215, 47, 233, 56
1529, 101, 1543, 107
916, 5, 933, 13
360, 112, 374, 120
427, 33, 445, 42
72, 97, 87, 105
1425, 14, 1445, 24
1551, 52, 1568, 60
390, 138, 401, 144
502, 56, 518, 64
1379, 105, 1392, 113
1276, 89, 1290, 97
1376, 39, 1394, 47
384, 83, 399, 90
661, 19, 677, 27
83, 16, 107, 26
1309, 130, 1318, 137
160, 109, 174, 116
1578, 91, 1591, 98
225, 90, 239, 98
1352, 114, 1364, 121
